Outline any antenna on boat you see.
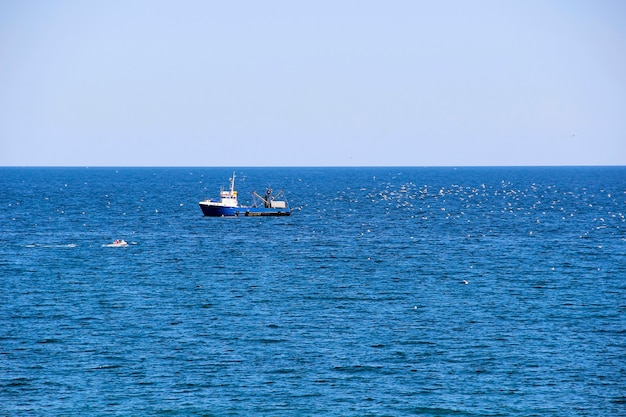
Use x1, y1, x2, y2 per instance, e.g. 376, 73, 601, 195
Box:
229, 171, 236, 194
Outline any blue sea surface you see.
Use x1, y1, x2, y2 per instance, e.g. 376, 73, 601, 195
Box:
1, 166, 625, 416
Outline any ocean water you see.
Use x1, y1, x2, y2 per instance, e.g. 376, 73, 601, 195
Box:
1, 166, 624, 416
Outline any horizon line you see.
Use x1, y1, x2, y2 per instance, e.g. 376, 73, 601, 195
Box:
1, 164, 625, 169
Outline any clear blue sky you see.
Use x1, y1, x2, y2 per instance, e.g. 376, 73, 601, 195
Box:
1, 0, 624, 166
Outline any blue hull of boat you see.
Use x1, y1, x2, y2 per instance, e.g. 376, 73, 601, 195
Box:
199, 204, 291, 217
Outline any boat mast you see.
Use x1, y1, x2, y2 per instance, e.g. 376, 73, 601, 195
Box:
230, 172, 236, 194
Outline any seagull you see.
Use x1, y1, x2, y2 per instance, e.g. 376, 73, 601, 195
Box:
462, 280, 469, 285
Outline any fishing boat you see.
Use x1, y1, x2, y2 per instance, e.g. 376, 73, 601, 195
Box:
199, 173, 291, 217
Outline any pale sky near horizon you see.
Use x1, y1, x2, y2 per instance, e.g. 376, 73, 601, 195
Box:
1, 1, 625, 166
